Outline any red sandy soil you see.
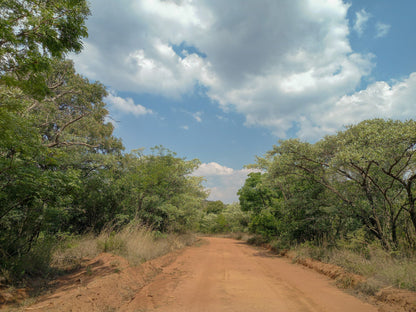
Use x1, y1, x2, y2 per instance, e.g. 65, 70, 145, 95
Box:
1, 237, 415, 311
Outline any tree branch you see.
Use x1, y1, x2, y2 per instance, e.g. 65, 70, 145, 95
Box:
46, 141, 99, 149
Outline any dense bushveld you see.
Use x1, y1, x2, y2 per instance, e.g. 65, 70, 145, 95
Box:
0, 0, 209, 283
238, 118, 416, 291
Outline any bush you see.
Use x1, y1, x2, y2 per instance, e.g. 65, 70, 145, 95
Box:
1, 234, 57, 283
249, 212, 279, 241
247, 235, 269, 246
94, 222, 196, 265
269, 239, 290, 254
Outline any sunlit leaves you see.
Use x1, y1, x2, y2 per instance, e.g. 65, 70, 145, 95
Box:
0, 0, 90, 97
249, 119, 416, 250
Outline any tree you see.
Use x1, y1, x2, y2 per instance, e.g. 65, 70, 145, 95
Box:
28, 59, 123, 151
0, 61, 123, 273
332, 119, 416, 248
114, 147, 207, 232
0, 0, 90, 97
204, 200, 225, 214
238, 172, 276, 214
249, 119, 416, 250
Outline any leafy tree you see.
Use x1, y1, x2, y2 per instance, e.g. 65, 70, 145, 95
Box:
0, 0, 90, 97
114, 147, 207, 232
238, 172, 278, 214
0, 1, 94, 276
331, 119, 416, 248
244, 119, 416, 251
28, 59, 123, 151
0, 60, 122, 275
249, 211, 279, 241
204, 200, 225, 214
222, 203, 250, 231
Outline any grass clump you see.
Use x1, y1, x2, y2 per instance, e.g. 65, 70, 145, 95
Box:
355, 278, 385, 296
51, 234, 99, 270
94, 222, 196, 265
52, 222, 197, 269
293, 243, 416, 292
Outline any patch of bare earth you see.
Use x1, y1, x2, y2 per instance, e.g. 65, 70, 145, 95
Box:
0, 250, 181, 311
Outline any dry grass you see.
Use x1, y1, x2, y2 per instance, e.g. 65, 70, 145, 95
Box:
51, 234, 99, 270
96, 223, 196, 265
293, 244, 416, 293
327, 248, 416, 291
52, 223, 197, 270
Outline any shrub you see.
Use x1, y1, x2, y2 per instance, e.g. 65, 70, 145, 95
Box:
1, 234, 57, 283
249, 212, 279, 241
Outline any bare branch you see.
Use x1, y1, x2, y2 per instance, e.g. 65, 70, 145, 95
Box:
53, 111, 90, 143
46, 141, 99, 149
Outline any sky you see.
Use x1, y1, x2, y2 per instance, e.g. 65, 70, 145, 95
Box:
71, 0, 416, 203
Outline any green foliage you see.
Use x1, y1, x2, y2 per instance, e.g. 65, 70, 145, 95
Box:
204, 200, 225, 214
238, 172, 278, 214
111, 147, 207, 233
0, 59, 122, 274
241, 119, 416, 253
198, 202, 250, 233
1, 234, 58, 282
249, 211, 279, 241
0, 0, 208, 284
0, 0, 90, 97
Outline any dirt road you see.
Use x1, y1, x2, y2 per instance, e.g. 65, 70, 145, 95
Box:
122, 237, 377, 312
18, 237, 379, 311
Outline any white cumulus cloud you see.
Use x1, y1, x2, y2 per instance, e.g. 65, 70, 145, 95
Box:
72, 0, 415, 141
105, 92, 153, 116
296, 73, 416, 139
194, 162, 235, 176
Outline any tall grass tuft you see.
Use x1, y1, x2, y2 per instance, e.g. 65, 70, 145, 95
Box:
53, 222, 197, 268
51, 234, 99, 270
293, 243, 416, 292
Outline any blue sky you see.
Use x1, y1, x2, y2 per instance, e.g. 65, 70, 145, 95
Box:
71, 0, 416, 203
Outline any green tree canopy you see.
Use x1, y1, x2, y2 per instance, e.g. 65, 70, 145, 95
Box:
243, 119, 416, 251
0, 0, 90, 97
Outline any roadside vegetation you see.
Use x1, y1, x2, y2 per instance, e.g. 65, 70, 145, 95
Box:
291, 241, 416, 294
238, 119, 416, 292
0, 1, 206, 287
53, 222, 196, 269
